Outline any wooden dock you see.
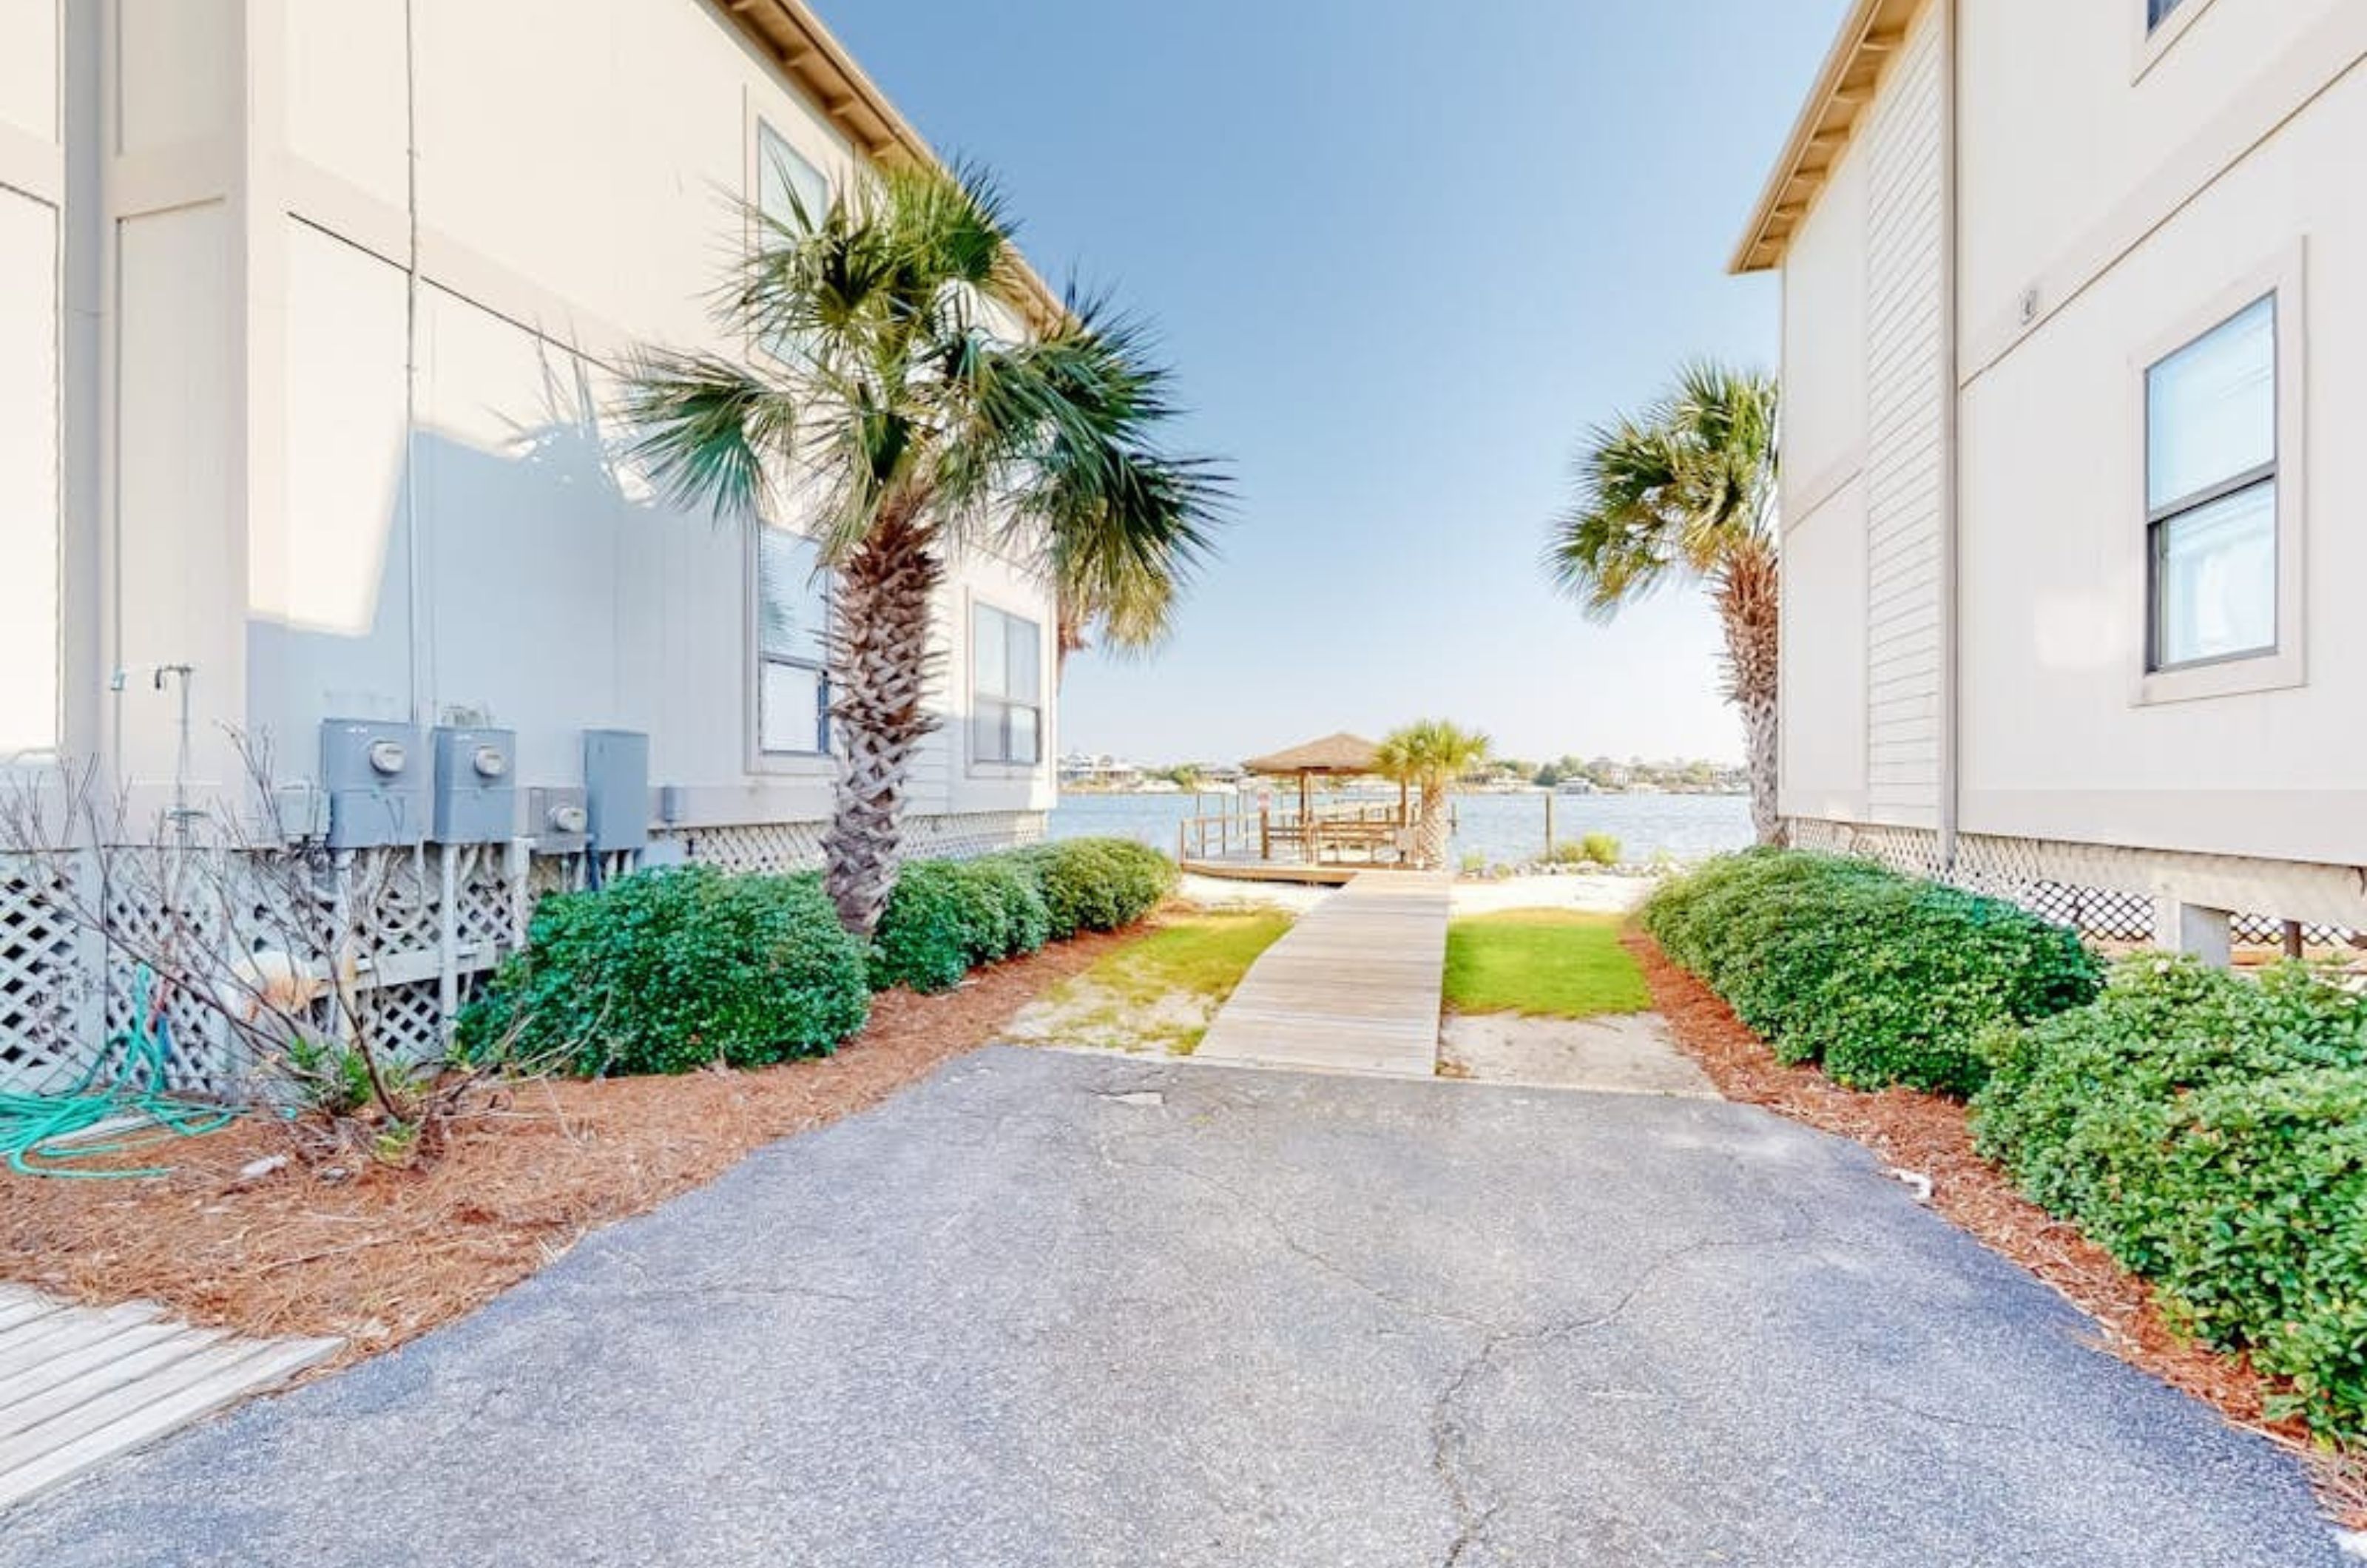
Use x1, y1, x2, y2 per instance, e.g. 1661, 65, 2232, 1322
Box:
0, 1285, 340, 1513
1194, 871, 1450, 1078
1179, 859, 1362, 887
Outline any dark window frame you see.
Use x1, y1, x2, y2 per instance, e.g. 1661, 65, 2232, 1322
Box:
2143, 294, 2279, 675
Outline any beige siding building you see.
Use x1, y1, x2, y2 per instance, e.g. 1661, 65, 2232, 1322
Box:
0, 1, 1061, 1085
1738, 0, 2367, 956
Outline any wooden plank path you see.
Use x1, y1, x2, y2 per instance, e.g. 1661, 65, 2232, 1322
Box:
1195, 871, 1451, 1078
0, 1284, 340, 1513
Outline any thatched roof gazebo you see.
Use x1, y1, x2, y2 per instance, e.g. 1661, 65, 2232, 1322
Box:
1239, 732, 1407, 863
1241, 731, 1380, 780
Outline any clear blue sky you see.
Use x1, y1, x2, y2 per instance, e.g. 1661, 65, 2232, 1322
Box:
825, 0, 1851, 767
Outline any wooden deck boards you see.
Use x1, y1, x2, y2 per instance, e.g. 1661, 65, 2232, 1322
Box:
0, 1284, 340, 1513
1178, 859, 1363, 887
1195, 871, 1450, 1078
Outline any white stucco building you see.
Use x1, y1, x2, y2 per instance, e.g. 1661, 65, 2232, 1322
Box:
0, 0, 1060, 1084
1736, 0, 2366, 954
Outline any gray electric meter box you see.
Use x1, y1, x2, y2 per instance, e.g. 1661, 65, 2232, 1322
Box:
582, 729, 650, 852
431, 727, 518, 844
321, 719, 427, 849
528, 786, 590, 854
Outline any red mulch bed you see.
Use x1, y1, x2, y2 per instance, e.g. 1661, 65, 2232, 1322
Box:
0, 929, 1129, 1369
1624, 929, 2365, 1524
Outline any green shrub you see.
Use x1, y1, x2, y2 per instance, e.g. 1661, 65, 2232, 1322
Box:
1973, 958, 2367, 1437
459, 865, 870, 1077
2150, 1071, 2367, 1436
1542, 836, 1620, 868
1975, 957, 2367, 1223
1016, 838, 1177, 940
1641, 851, 2101, 1095
962, 855, 1054, 961
871, 854, 1053, 993
870, 861, 988, 993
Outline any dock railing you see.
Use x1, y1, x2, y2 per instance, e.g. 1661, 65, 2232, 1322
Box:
1178, 802, 1409, 865
1176, 805, 1270, 863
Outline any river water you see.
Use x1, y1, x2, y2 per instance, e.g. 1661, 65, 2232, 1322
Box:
1047, 791, 1751, 867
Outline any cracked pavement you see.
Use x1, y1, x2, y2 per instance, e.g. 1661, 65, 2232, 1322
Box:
1, 1048, 2339, 1566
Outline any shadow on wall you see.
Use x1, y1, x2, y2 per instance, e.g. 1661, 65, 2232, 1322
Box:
243, 347, 750, 788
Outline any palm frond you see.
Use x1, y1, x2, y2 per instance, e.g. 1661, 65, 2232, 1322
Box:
617, 350, 800, 524
623, 155, 1228, 643
1545, 362, 1777, 621
1374, 720, 1493, 788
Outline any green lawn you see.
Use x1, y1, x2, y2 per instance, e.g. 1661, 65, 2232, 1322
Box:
1443, 910, 1652, 1018
1036, 909, 1294, 1054
1087, 910, 1294, 1008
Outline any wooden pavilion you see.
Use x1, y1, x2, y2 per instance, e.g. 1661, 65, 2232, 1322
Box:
1175, 731, 1411, 880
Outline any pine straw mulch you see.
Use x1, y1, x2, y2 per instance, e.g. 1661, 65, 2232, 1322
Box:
1624, 929, 2367, 1527
0, 928, 1130, 1373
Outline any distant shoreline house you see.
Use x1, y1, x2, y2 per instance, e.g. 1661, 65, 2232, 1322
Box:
0, 1, 1058, 1085
1736, 0, 2366, 956
1058, 754, 1146, 791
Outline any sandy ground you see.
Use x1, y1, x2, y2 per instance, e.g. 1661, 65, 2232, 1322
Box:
1175, 871, 1655, 919
1450, 873, 1657, 916
1439, 1012, 1717, 1097
1172, 873, 1335, 913
1002, 978, 1218, 1057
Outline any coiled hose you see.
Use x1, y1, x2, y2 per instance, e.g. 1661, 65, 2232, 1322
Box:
0, 969, 239, 1177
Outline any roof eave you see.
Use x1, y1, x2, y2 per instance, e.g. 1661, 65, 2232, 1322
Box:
1728, 0, 1925, 275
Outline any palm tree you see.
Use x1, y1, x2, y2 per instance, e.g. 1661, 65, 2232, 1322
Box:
1544, 362, 1780, 843
1053, 523, 1180, 680
622, 160, 1224, 934
1374, 720, 1491, 871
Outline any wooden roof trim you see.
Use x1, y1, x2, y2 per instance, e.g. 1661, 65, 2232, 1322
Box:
1728, 0, 1928, 275
712, 0, 1067, 330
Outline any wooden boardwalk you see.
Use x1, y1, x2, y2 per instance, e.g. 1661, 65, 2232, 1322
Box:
1195, 871, 1451, 1078
0, 1285, 340, 1513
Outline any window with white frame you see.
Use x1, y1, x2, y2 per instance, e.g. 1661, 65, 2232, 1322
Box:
2147, 0, 2188, 31
970, 604, 1042, 766
754, 121, 828, 362
2145, 294, 2278, 673
757, 121, 828, 236
757, 527, 831, 756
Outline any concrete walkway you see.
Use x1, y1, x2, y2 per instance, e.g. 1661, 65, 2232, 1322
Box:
0, 1050, 2340, 1567
1194, 870, 1449, 1076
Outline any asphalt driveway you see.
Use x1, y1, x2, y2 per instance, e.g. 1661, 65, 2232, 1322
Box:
2, 1048, 2340, 1566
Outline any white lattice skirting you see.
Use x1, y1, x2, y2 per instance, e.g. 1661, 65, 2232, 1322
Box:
655, 811, 1046, 876
0, 811, 1046, 1095
1789, 817, 2366, 947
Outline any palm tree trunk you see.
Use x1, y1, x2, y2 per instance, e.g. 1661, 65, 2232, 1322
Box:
823, 501, 942, 935
1414, 784, 1452, 870
1715, 540, 1783, 845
